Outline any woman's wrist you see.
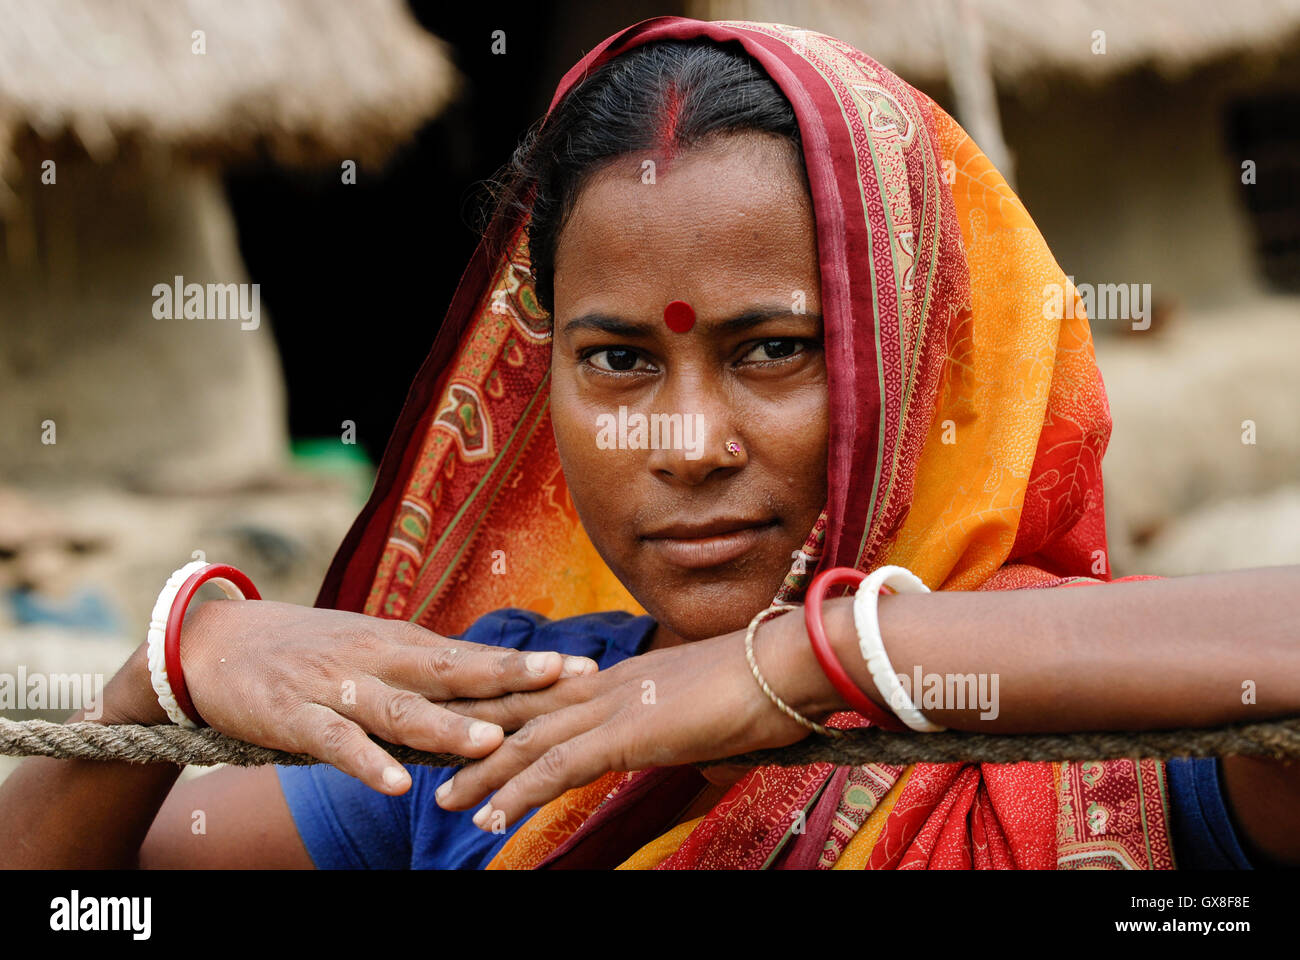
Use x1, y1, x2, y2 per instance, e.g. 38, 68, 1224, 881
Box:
762, 593, 918, 726
763, 597, 870, 722
92, 642, 172, 727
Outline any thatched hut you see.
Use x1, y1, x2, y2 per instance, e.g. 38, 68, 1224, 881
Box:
697, 0, 1300, 309
701, 0, 1300, 83
0, 0, 457, 490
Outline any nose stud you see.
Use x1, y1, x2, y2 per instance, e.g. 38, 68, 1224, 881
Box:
725, 440, 743, 457
663, 300, 695, 333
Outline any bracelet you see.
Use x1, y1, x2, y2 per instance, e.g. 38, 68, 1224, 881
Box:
744, 604, 845, 739
852, 564, 945, 733
146, 561, 261, 728
804, 567, 909, 731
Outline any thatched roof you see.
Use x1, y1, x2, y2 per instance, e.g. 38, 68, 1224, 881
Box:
0, 0, 458, 173
694, 0, 1300, 84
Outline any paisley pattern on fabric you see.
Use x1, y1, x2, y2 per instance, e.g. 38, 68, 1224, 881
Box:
433, 383, 492, 461
317, 16, 1172, 870
1058, 759, 1174, 869
817, 764, 903, 868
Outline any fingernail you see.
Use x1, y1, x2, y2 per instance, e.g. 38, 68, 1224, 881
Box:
561, 656, 594, 678
435, 777, 453, 802
525, 652, 551, 676
472, 804, 491, 828
469, 720, 500, 746
383, 766, 408, 790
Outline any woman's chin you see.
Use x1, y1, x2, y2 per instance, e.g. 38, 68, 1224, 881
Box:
638, 579, 781, 643
610, 541, 799, 640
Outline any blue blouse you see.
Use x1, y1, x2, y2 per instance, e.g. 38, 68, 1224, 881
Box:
275, 608, 1253, 869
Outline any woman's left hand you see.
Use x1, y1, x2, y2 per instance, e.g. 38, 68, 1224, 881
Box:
433, 608, 830, 830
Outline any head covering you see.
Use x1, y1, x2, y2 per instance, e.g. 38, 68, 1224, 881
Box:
318, 17, 1173, 870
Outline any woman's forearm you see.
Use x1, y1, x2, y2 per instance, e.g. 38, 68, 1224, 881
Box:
790, 567, 1300, 732
769, 566, 1300, 864
0, 642, 182, 868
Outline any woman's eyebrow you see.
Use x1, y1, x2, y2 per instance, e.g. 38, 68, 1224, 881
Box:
562, 307, 822, 337
716, 307, 824, 332
561, 313, 649, 337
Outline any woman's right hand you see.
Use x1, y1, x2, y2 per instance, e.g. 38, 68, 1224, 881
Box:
170, 599, 595, 795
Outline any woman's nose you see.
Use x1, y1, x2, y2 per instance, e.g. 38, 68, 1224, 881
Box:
644, 391, 744, 485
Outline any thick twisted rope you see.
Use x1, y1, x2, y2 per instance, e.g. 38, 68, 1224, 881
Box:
3, 716, 1299, 769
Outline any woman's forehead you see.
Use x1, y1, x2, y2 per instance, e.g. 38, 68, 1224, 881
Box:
552, 135, 817, 321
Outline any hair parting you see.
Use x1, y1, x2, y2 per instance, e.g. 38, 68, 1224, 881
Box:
478, 40, 806, 318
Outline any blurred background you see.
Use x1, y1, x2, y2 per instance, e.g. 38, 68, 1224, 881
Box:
2, 1, 1298, 771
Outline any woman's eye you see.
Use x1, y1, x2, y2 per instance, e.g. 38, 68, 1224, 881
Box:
741, 339, 804, 363
585, 348, 651, 373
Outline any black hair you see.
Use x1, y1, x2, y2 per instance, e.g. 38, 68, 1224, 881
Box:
483, 40, 804, 316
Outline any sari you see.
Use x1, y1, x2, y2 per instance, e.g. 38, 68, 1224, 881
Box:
316, 16, 1174, 870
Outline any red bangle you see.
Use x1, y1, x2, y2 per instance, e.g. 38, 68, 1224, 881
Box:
804, 566, 907, 731
163, 563, 261, 727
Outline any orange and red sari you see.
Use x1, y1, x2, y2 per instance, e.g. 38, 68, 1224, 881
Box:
317, 17, 1174, 870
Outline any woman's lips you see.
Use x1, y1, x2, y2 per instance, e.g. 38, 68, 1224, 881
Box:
645, 523, 774, 569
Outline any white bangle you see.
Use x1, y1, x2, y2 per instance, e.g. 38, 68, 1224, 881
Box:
851, 564, 945, 733
145, 560, 252, 727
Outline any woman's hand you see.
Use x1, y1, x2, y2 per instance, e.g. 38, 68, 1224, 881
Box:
178, 600, 597, 795
433, 608, 832, 830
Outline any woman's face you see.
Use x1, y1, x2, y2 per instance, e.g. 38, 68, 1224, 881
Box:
549, 132, 828, 644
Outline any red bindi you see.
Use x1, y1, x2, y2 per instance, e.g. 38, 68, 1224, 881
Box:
663, 300, 695, 333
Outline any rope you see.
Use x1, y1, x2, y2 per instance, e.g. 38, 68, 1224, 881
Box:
3, 715, 1299, 769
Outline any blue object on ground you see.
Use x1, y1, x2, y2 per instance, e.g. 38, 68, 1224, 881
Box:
7, 586, 123, 634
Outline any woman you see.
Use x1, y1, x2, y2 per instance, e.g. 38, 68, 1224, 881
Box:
1, 17, 1297, 869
